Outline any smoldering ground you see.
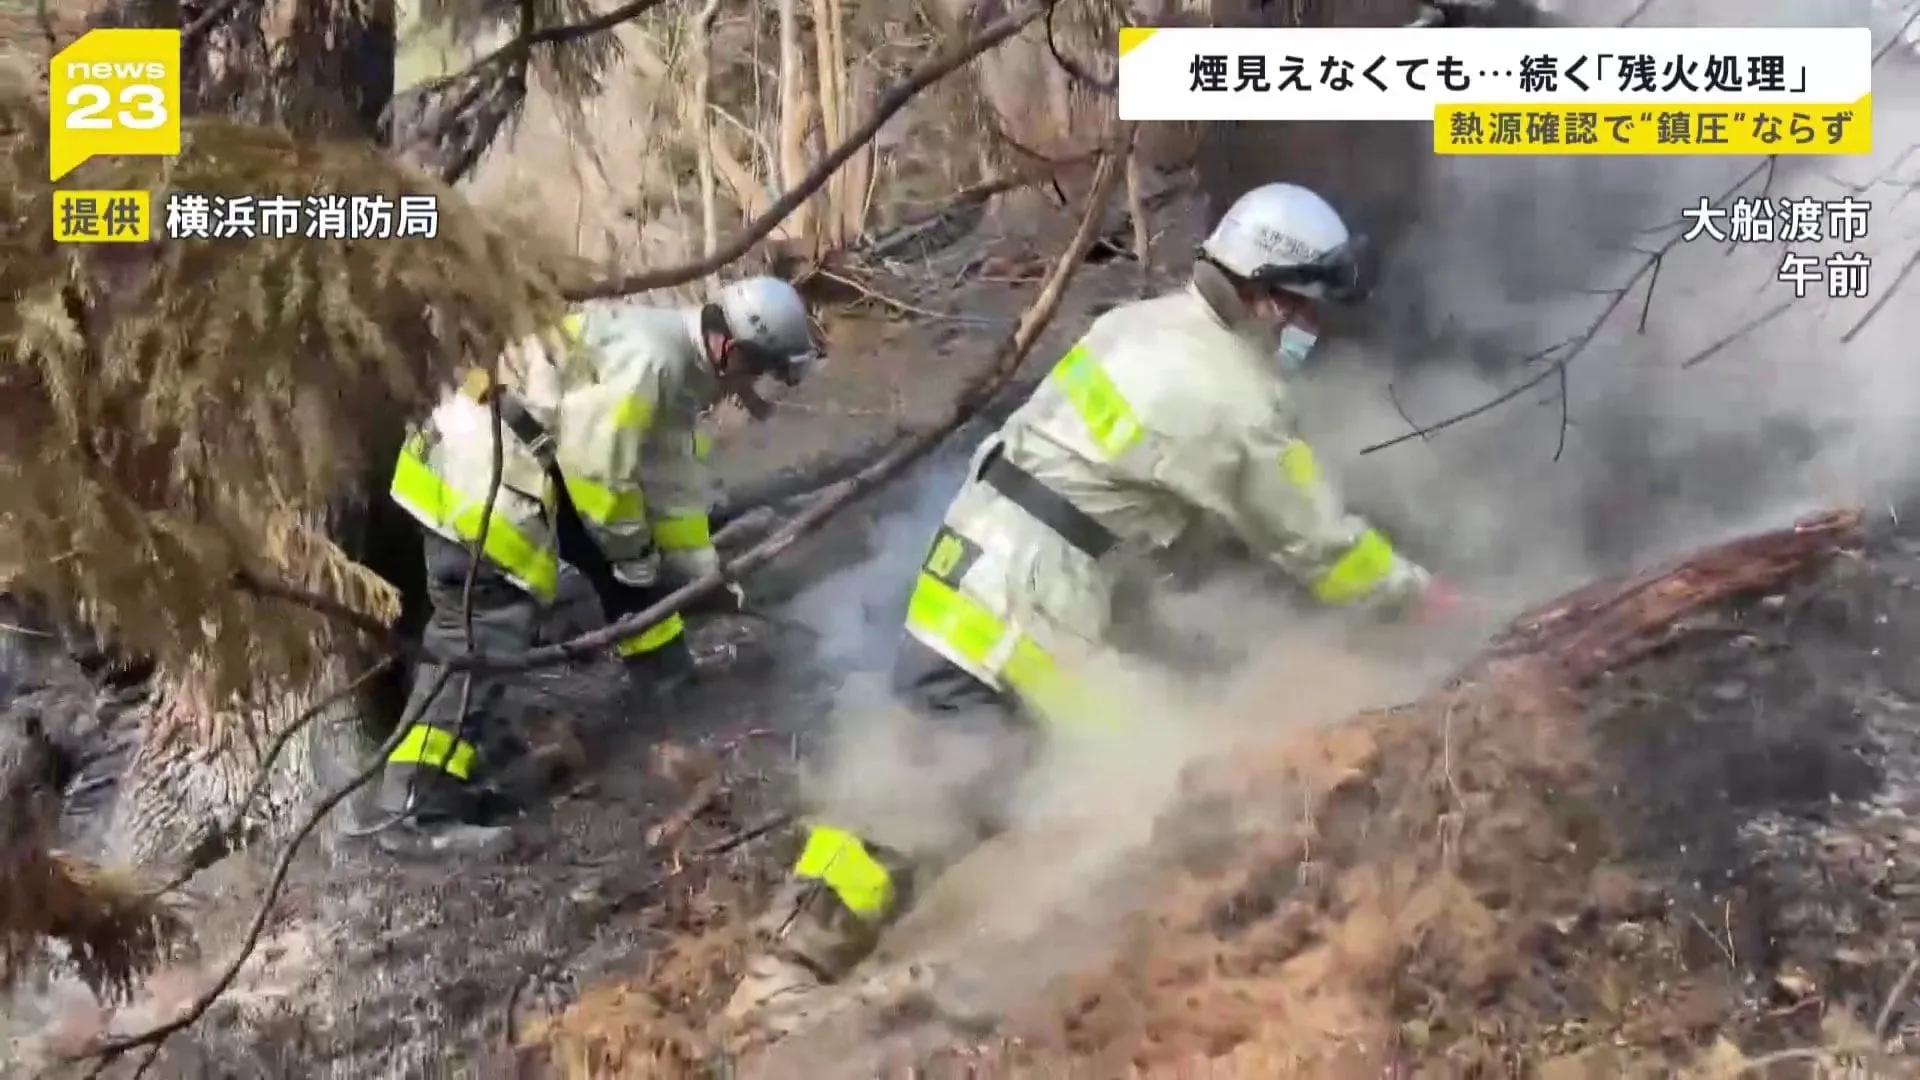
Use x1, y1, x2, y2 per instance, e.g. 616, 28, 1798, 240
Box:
755, 2, 1920, 1064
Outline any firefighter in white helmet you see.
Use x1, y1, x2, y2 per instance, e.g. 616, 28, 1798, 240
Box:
380, 276, 822, 855
726, 184, 1468, 1019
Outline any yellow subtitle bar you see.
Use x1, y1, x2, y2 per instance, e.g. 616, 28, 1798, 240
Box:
1434, 96, 1870, 156
52, 189, 151, 242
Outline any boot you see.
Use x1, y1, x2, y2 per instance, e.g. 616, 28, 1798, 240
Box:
373, 766, 515, 859
721, 878, 889, 1030
622, 636, 698, 707
721, 830, 936, 1032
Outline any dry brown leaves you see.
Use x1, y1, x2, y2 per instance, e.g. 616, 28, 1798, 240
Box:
520, 510, 1865, 1078
1, 848, 186, 1003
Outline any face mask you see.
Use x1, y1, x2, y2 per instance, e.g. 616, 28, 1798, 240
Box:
1276, 322, 1320, 373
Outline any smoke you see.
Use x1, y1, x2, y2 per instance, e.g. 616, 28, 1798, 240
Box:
760, 1, 1920, 1059
781, 448, 975, 676
1319, 0, 1920, 607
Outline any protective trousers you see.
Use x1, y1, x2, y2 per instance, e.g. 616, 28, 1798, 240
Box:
378, 532, 540, 823
549, 460, 697, 687
380, 476, 696, 822
770, 635, 1038, 981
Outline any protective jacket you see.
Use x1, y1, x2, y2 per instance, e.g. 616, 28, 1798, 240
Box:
904, 284, 1429, 722
388, 301, 724, 611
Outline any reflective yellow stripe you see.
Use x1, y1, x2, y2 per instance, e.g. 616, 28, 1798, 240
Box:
1312, 529, 1398, 606
385, 724, 478, 781
1048, 343, 1142, 457
459, 367, 493, 401
389, 438, 559, 600
612, 395, 653, 433
793, 825, 896, 920
693, 430, 713, 461
652, 513, 711, 552
615, 612, 685, 656
564, 475, 646, 527
904, 572, 1094, 726
1279, 439, 1323, 491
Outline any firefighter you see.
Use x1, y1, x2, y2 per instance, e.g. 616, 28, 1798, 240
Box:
726, 183, 1470, 1020
378, 276, 822, 854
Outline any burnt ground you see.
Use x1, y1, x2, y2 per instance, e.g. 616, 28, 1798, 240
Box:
9, 190, 1920, 1077
4, 211, 1166, 1077
683, 514, 1920, 1079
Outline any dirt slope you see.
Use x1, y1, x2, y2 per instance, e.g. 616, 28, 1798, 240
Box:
520, 508, 1920, 1078
965, 510, 1920, 1077
3, 212, 1156, 1077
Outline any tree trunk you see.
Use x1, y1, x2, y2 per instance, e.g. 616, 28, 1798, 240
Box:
947, 0, 1562, 338
1196, 0, 1426, 247
81, 0, 421, 872
1195, 0, 1566, 339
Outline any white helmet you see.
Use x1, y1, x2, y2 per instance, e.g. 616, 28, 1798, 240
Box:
1199, 183, 1371, 304
709, 275, 823, 385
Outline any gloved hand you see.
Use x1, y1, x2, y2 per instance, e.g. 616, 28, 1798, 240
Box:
610, 553, 661, 589
1409, 577, 1480, 626
665, 544, 723, 583
685, 570, 748, 614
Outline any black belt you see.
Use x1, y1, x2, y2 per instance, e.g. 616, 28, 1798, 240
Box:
979, 448, 1118, 560
460, 370, 555, 466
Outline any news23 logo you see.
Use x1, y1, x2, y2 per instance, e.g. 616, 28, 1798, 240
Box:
48, 29, 182, 182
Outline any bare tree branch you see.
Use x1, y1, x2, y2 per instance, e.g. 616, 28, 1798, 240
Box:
389, 0, 670, 182
1681, 295, 1797, 369
81, 128, 1125, 1076
156, 656, 398, 895
1360, 157, 1774, 456
90, 340, 522, 1074
181, 0, 249, 48
1368, 14, 1920, 456
1840, 244, 1920, 346
235, 571, 405, 653
87, 666, 438, 1075
566, 1, 1057, 300
472, 135, 1129, 671
404, 0, 674, 102
1045, 0, 1117, 95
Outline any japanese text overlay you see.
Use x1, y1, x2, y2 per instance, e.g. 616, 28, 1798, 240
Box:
1116, 27, 1872, 156
1678, 194, 1874, 299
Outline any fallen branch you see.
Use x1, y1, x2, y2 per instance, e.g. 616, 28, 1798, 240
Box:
566, 1, 1058, 300
84, 669, 443, 1075
235, 571, 404, 654
464, 137, 1129, 672
887, 150, 1103, 221
645, 771, 726, 850
89, 372, 518, 1075
80, 147, 1121, 1070
708, 353, 1065, 534
399, 0, 674, 103
701, 811, 795, 857
1473, 506, 1864, 685
158, 655, 398, 894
